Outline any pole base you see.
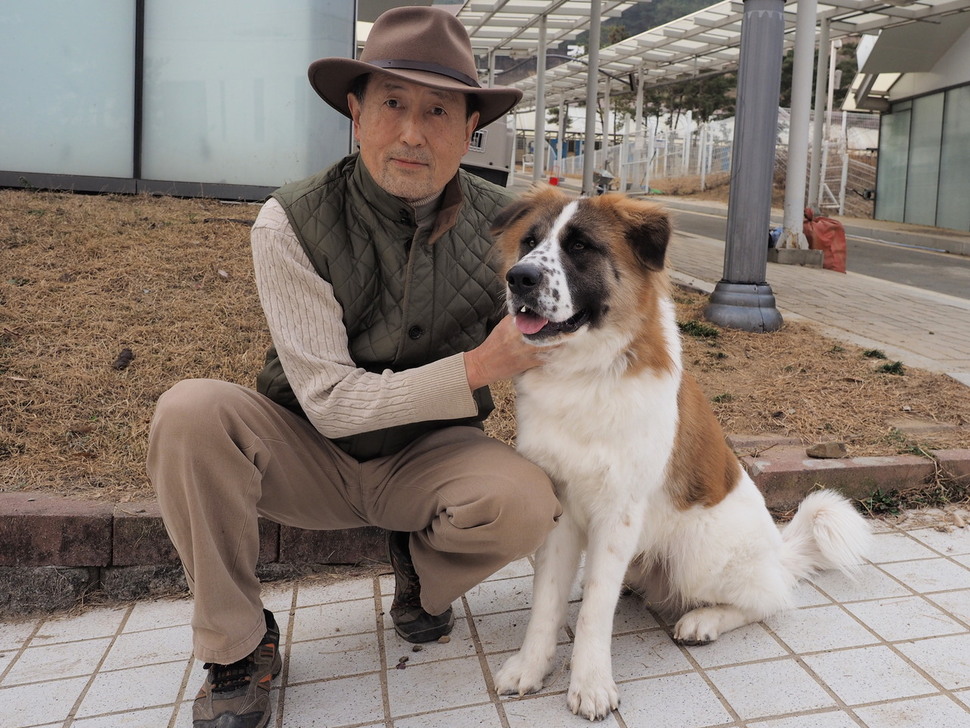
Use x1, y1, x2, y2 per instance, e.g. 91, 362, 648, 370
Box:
704, 281, 784, 333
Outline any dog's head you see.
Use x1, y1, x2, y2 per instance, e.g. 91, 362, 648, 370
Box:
491, 186, 671, 345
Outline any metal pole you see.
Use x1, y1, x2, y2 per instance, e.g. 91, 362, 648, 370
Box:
582, 0, 602, 196
838, 110, 848, 214
557, 93, 566, 182
533, 14, 547, 183
704, 0, 784, 333
808, 18, 830, 209
818, 37, 839, 207
699, 122, 708, 191
634, 67, 645, 191
779, 0, 817, 250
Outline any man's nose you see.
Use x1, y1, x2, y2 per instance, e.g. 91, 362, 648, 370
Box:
399, 110, 427, 146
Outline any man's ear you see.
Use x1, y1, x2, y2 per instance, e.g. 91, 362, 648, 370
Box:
347, 92, 362, 141
463, 111, 481, 152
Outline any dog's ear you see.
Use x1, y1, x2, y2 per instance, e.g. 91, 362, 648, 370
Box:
619, 201, 671, 272
490, 198, 533, 237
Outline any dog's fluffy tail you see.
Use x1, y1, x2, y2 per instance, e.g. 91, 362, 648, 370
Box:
780, 490, 872, 582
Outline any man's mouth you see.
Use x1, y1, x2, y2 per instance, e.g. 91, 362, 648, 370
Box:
390, 155, 429, 169
513, 306, 590, 338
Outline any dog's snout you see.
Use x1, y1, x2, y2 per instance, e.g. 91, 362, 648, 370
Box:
506, 262, 543, 295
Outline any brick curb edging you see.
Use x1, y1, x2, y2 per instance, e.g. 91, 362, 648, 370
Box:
2, 440, 968, 616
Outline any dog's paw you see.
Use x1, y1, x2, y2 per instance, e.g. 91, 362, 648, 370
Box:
494, 651, 552, 697
673, 607, 722, 645
567, 673, 619, 721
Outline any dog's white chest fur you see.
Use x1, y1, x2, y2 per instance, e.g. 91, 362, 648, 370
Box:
516, 357, 680, 516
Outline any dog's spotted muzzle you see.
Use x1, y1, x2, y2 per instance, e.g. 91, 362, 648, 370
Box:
506, 261, 589, 339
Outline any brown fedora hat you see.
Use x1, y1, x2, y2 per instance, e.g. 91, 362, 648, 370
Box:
308, 6, 521, 129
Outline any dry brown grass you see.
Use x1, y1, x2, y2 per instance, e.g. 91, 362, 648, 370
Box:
1, 189, 968, 503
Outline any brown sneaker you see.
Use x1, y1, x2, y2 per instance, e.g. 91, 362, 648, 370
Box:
193, 609, 282, 728
387, 530, 455, 643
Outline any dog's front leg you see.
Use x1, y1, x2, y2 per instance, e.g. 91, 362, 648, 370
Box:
567, 510, 642, 721
495, 514, 583, 697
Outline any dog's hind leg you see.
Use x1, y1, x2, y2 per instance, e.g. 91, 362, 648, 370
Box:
566, 509, 644, 721
495, 514, 583, 698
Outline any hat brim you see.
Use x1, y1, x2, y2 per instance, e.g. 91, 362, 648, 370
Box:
309, 57, 522, 130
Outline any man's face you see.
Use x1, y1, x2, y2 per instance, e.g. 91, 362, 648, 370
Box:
347, 73, 480, 202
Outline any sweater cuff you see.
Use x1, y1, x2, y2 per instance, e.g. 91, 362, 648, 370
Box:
408, 353, 479, 422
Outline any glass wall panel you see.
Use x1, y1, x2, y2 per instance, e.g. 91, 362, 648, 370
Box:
875, 108, 910, 223
904, 92, 944, 227
141, 0, 353, 188
0, 1, 135, 178
937, 84, 970, 231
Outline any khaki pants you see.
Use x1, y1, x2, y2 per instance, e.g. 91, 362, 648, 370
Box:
147, 379, 560, 664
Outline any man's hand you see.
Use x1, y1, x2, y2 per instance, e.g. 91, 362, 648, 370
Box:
463, 316, 552, 391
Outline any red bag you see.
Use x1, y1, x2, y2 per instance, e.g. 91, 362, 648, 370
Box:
803, 207, 846, 273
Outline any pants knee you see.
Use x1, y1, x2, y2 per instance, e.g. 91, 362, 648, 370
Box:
147, 379, 246, 486
494, 464, 562, 558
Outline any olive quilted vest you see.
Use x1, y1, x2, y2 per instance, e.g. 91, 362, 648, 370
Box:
256, 154, 513, 460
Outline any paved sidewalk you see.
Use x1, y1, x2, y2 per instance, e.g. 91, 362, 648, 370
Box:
3, 514, 970, 727
659, 198, 970, 388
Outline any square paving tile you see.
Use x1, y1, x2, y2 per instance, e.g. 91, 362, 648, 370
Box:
2, 675, 89, 727
766, 605, 877, 653
395, 703, 503, 728
896, 633, 970, 690
853, 694, 970, 728
803, 645, 937, 705
928, 588, 970, 625
74, 660, 188, 719
844, 596, 965, 642
99, 623, 193, 672
32, 608, 126, 646
285, 632, 381, 684
386, 655, 489, 718
706, 659, 835, 721
810, 563, 911, 602
907, 527, 970, 556
4, 637, 113, 685
610, 628, 692, 681
748, 711, 860, 728
615, 672, 733, 728
868, 532, 940, 563
281, 673, 381, 727
878, 558, 970, 593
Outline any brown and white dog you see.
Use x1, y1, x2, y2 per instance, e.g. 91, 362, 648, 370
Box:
490, 187, 871, 721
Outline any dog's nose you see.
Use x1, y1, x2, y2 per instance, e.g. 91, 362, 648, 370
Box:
506, 262, 543, 295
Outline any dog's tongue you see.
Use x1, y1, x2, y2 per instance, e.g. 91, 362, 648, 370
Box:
514, 312, 549, 335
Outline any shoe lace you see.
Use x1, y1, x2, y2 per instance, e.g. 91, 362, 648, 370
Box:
204, 655, 253, 694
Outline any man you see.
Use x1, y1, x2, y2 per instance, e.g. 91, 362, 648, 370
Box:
147, 6, 560, 728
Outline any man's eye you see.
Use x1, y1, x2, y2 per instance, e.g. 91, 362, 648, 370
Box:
431, 107, 447, 116
385, 99, 400, 108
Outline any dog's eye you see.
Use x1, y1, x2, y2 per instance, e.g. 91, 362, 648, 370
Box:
523, 235, 538, 249
570, 241, 586, 252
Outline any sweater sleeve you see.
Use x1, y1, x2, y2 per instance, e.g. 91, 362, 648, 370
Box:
251, 197, 480, 439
